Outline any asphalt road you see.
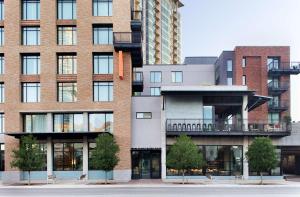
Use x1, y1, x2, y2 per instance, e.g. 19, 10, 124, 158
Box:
0, 187, 300, 197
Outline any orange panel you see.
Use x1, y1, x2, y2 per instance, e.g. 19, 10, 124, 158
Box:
119, 51, 124, 80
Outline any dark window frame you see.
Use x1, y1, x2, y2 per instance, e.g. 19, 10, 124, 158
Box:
136, 112, 152, 119
93, 81, 113, 102
93, 53, 113, 74
57, 53, 77, 74
22, 82, 40, 103
57, 26, 77, 45
53, 113, 84, 133
93, 25, 113, 45
57, 82, 77, 102
93, 0, 112, 16
22, 26, 40, 45
22, 0, 40, 20
0, 143, 4, 171
21, 54, 40, 75
57, 0, 76, 20
53, 142, 83, 171
23, 113, 47, 133
88, 112, 113, 133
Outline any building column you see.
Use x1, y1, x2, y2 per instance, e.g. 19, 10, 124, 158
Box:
47, 113, 53, 133
243, 136, 249, 180
83, 136, 88, 180
161, 96, 167, 180
83, 112, 88, 131
242, 95, 248, 131
47, 137, 53, 177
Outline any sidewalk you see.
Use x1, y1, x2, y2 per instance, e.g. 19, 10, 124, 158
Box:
1, 179, 300, 189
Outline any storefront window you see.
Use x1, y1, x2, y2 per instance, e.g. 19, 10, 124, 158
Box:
53, 143, 83, 171
166, 145, 243, 176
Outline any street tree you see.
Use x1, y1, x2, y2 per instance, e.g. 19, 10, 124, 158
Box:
167, 135, 205, 184
10, 135, 44, 185
246, 137, 278, 184
90, 133, 120, 184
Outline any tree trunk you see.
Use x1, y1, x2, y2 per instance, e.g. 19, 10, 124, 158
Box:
182, 170, 185, 184
260, 172, 263, 185
28, 171, 31, 186
105, 171, 107, 185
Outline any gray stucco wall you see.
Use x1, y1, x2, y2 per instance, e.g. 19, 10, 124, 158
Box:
136, 64, 215, 95
274, 123, 300, 146
165, 95, 203, 119
131, 97, 162, 149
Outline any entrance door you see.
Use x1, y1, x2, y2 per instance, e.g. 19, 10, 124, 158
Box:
131, 149, 161, 179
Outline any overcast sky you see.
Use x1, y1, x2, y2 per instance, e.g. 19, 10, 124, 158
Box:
180, 0, 300, 121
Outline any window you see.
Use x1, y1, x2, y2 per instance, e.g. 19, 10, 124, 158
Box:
88, 143, 96, 170
0, 27, 3, 46
242, 57, 246, 67
0, 55, 4, 74
0, 0, 4, 20
150, 87, 160, 96
172, 71, 183, 83
58, 54, 77, 74
93, 82, 113, 102
227, 60, 233, 71
242, 75, 246, 86
93, 54, 113, 74
93, 25, 113, 45
0, 144, 4, 171
54, 143, 83, 171
57, 0, 76, 20
58, 26, 77, 45
22, 54, 40, 75
150, 71, 162, 83
22, 27, 40, 45
227, 78, 233, 85
268, 57, 280, 70
58, 82, 77, 102
36, 143, 47, 171
0, 83, 3, 103
89, 113, 113, 133
136, 112, 152, 119
22, 83, 40, 102
22, 0, 40, 20
268, 113, 280, 124
0, 113, 4, 133
54, 113, 83, 132
93, 0, 112, 16
24, 114, 47, 133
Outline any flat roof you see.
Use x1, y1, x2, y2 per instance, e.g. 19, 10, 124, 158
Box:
161, 85, 252, 93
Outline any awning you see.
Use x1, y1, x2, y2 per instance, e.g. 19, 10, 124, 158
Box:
247, 95, 271, 112
5, 132, 112, 140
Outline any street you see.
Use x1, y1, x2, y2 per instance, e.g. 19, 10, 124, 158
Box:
0, 186, 300, 197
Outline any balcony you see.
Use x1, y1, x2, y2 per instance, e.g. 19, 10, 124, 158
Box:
113, 32, 142, 67
268, 81, 289, 95
268, 62, 300, 75
133, 71, 144, 92
131, 10, 143, 31
268, 100, 289, 112
166, 119, 291, 137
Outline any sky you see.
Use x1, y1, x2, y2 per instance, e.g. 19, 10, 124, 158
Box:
180, 0, 300, 121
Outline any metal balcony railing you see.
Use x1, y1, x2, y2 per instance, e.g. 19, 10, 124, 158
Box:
267, 81, 289, 92
113, 32, 142, 46
268, 100, 289, 111
166, 119, 291, 136
268, 62, 300, 74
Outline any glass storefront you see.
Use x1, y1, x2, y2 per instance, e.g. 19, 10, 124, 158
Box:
167, 145, 243, 176
53, 143, 83, 171
0, 144, 4, 171
131, 150, 161, 179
